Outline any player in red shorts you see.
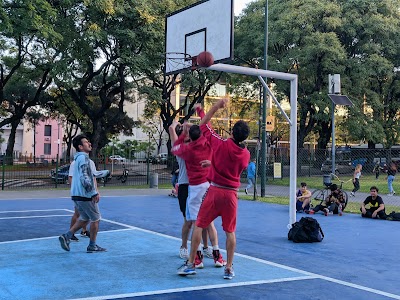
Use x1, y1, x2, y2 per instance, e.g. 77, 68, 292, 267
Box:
177, 99, 250, 279
171, 118, 226, 269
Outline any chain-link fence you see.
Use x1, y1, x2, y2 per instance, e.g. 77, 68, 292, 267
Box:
2, 147, 400, 208
0, 155, 175, 191
244, 145, 400, 208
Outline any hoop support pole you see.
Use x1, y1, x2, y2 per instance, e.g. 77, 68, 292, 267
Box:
208, 63, 298, 228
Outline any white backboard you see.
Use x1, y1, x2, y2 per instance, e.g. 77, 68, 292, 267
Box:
165, 0, 234, 75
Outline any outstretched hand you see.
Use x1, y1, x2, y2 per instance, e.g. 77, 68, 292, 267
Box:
216, 98, 228, 109
183, 122, 192, 134
169, 121, 179, 129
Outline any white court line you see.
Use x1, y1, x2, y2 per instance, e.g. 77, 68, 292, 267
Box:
0, 228, 132, 245
86, 219, 400, 300
2, 210, 400, 299
0, 215, 71, 220
0, 195, 157, 201
70, 276, 317, 300
0, 209, 68, 214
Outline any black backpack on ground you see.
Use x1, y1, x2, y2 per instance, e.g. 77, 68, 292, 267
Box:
288, 217, 324, 243
386, 211, 400, 221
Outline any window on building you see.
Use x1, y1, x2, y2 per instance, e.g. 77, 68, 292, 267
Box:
44, 143, 51, 155
44, 125, 52, 136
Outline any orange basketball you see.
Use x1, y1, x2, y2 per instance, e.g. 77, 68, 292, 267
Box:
196, 51, 214, 67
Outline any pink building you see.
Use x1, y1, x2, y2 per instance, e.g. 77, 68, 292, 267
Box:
32, 119, 64, 158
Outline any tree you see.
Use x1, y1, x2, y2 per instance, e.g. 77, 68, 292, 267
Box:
1, 68, 52, 161
51, 0, 177, 157
235, 0, 400, 149
338, 0, 400, 148
235, 0, 347, 149
0, 1, 61, 161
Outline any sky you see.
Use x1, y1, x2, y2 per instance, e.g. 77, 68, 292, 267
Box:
234, 0, 255, 16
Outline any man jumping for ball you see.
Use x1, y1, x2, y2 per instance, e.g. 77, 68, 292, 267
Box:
177, 99, 250, 280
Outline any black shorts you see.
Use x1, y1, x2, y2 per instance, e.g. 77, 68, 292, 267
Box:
178, 184, 189, 217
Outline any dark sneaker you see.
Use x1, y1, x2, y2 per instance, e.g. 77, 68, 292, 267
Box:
70, 234, 79, 242
224, 266, 235, 280
177, 261, 196, 276
59, 234, 70, 251
244, 188, 248, 195
87, 245, 107, 253
80, 231, 90, 238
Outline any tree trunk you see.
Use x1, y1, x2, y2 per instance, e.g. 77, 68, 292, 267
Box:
5, 119, 20, 165
90, 120, 102, 158
317, 120, 331, 150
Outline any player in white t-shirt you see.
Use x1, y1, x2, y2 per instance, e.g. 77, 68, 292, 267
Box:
68, 160, 110, 241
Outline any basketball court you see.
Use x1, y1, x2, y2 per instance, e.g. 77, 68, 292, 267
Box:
1, 0, 398, 299
0, 190, 399, 300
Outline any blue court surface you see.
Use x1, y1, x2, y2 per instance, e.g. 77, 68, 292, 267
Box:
0, 190, 400, 300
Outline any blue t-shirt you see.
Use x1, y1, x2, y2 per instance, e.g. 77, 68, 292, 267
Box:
247, 162, 256, 179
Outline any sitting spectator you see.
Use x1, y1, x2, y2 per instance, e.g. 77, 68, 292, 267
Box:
309, 184, 345, 216
296, 182, 311, 213
360, 186, 387, 219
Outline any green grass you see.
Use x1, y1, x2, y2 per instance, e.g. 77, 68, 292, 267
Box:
265, 174, 391, 194
239, 194, 398, 215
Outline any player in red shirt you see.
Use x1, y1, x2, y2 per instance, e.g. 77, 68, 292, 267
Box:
177, 99, 250, 280
171, 119, 226, 268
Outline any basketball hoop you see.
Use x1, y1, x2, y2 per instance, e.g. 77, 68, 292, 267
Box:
163, 52, 198, 74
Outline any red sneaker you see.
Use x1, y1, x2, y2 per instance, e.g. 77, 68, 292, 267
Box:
308, 210, 315, 215
213, 250, 227, 267
195, 251, 204, 269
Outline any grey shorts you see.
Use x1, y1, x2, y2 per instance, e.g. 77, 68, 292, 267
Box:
73, 200, 101, 222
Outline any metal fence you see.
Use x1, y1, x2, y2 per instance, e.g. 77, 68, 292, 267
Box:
1, 147, 400, 207
0, 156, 175, 191
244, 146, 400, 177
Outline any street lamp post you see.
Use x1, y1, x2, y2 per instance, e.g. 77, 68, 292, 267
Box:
33, 123, 36, 165
57, 119, 61, 163
260, 0, 269, 197
328, 74, 353, 176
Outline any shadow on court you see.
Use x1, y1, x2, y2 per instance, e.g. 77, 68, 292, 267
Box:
0, 189, 399, 300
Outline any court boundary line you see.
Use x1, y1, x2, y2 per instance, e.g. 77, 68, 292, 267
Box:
0, 209, 68, 214
70, 276, 317, 300
0, 195, 161, 201
0, 228, 132, 245
1, 209, 400, 299
0, 215, 71, 220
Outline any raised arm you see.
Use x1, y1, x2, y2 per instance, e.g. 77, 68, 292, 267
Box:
169, 121, 180, 144
199, 98, 228, 126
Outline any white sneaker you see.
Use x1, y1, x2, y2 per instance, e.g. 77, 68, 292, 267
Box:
179, 247, 189, 259
350, 192, 355, 197
203, 246, 213, 259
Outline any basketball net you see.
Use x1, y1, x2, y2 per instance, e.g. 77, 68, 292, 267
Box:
164, 52, 198, 73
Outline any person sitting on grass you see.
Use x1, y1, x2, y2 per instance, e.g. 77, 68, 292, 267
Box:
296, 182, 311, 213
360, 186, 387, 219
309, 184, 345, 216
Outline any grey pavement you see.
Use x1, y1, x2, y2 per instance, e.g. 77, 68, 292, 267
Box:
1, 184, 398, 206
